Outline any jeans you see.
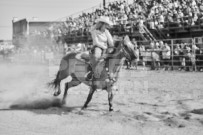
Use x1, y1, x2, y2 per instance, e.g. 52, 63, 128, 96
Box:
90, 47, 105, 74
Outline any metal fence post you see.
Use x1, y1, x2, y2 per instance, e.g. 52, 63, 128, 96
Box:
171, 39, 174, 70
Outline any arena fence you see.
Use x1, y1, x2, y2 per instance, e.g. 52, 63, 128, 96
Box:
62, 37, 203, 71
136, 37, 203, 71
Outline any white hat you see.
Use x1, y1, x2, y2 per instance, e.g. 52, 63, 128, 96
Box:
96, 16, 113, 26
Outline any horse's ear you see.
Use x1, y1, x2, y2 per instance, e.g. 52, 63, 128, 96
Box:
123, 35, 137, 59
123, 35, 134, 49
113, 36, 123, 47
124, 35, 130, 44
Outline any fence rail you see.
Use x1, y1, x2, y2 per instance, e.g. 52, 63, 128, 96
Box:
134, 37, 203, 71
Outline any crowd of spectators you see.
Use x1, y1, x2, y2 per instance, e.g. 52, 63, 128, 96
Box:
55, 0, 203, 36
146, 0, 203, 28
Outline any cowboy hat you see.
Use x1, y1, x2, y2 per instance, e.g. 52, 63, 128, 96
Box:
96, 16, 113, 26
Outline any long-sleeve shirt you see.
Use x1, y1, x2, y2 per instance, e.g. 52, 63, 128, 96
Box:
162, 45, 171, 59
90, 25, 114, 49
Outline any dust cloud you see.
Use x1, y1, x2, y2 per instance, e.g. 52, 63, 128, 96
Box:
0, 62, 61, 110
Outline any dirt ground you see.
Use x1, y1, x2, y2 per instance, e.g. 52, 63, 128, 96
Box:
0, 63, 203, 135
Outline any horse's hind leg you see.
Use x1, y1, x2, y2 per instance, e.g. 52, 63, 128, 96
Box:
108, 90, 114, 111
53, 70, 68, 96
82, 86, 96, 109
62, 76, 81, 105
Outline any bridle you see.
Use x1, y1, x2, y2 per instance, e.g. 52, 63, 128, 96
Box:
107, 40, 133, 60
121, 43, 132, 60
104, 40, 134, 84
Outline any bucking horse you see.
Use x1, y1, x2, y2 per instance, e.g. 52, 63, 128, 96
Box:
48, 36, 136, 111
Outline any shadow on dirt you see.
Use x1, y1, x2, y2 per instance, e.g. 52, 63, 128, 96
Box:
0, 96, 83, 115
0, 106, 83, 116
190, 109, 203, 115
30, 105, 83, 115
9, 97, 62, 109
0, 95, 102, 115
0, 96, 62, 111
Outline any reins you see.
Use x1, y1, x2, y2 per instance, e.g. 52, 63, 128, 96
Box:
104, 40, 131, 84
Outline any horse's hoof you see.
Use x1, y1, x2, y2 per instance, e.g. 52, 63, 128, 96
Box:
81, 105, 87, 110
109, 108, 114, 112
53, 91, 60, 96
61, 100, 66, 105
53, 93, 58, 96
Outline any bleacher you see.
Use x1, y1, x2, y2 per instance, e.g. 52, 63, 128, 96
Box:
49, 0, 203, 44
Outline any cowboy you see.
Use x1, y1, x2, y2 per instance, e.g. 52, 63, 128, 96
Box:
89, 16, 114, 79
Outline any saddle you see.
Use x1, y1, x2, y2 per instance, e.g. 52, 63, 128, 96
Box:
75, 51, 90, 63
75, 51, 106, 79
94, 60, 106, 78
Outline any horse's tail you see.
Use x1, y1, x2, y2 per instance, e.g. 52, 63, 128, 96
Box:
48, 71, 60, 90
47, 52, 76, 90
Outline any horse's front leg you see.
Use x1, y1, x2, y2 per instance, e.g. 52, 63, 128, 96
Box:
54, 85, 61, 96
108, 89, 114, 111
82, 86, 96, 109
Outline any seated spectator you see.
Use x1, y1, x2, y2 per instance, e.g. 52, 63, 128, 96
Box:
192, 42, 199, 54
178, 43, 186, 70
148, 19, 156, 29
183, 44, 192, 71
158, 14, 165, 28
149, 41, 156, 70
131, 38, 139, 70
139, 44, 146, 70
162, 42, 171, 70
138, 17, 145, 33
150, 41, 155, 49
196, 48, 203, 71
153, 42, 161, 70
200, 3, 203, 12
190, 42, 199, 71
119, 12, 128, 30
173, 44, 182, 68
190, 52, 197, 71
75, 43, 86, 52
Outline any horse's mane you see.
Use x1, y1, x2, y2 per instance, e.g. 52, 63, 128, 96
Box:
108, 38, 136, 60
123, 36, 137, 60
108, 40, 122, 55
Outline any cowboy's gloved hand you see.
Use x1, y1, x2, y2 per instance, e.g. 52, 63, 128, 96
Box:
108, 48, 114, 53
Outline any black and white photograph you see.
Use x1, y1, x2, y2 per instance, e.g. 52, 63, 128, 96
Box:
0, 0, 203, 134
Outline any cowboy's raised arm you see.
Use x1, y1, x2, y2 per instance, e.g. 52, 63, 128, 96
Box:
91, 30, 107, 50
105, 30, 114, 47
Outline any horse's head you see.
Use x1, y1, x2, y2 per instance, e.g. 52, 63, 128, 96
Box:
107, 35, 137, 60
121, 35, 137, 60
